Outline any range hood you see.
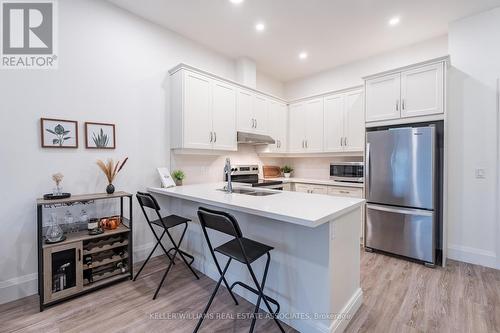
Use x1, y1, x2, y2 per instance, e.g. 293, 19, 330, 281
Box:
237, 131, 275, 145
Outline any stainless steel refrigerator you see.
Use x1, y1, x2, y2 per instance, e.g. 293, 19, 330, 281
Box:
365, 125, 437, 265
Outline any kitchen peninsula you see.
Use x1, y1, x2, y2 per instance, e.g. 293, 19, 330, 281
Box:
149, 183, 364, 333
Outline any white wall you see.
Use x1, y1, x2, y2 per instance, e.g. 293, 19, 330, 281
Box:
446, 7, 500, 269
256, 71, 286, 99
0, 0, 240, 304
285, 35, 448, 100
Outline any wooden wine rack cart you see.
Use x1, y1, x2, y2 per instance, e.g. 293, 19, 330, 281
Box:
36, 192, 133, 311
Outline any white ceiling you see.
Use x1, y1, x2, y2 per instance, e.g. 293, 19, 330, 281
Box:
108, 0, 500, 81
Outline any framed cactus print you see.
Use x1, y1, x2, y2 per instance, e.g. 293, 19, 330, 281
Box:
85, 122, 116, 149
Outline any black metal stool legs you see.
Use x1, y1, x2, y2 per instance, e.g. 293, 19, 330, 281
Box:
247, 253, 284, 333
153, 224, 199, 299
133, 229, 175, 281
193, 258, 233, 333
165, 223, 199, 280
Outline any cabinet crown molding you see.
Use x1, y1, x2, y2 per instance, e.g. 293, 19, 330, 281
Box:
362, 55, 450, 81
168, 63, 286, 103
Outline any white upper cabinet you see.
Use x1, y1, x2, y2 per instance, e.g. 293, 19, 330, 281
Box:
324, 93, 344, 152
365, 60, 445, 123
268, 100, 287, 152
253, 94, 269, 134
324, 89, 364, 153
288, 102, 306, 152
212, 80, 237, 151
304, 98, 324, 152
236, 89, 254, 133
182, 71, 213, 150
170, 69, 237, 151
237, 90, 269, 135
400, 62, 444, 118
365, 73, 401, 122
288, 99, 324, 152
344, 89, 365, 151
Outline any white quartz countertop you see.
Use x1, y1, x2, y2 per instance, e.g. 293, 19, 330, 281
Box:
148, 183, 364, 228
266, 177, 365, 188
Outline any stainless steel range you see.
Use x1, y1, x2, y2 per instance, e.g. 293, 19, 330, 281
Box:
225, 165, 284, 190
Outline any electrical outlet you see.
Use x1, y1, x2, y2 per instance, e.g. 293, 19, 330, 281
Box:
475, 168, 486, 179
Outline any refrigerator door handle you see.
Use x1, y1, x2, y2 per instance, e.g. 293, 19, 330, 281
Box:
366, 204, 434, 217
366, 142, 371, 197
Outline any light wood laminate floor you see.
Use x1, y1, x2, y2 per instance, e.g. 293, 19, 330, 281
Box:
1, 251, 499, 333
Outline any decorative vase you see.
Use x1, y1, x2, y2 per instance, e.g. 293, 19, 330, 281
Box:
106, 183, 115, 194
46, 213, 64, 243
174, 179, 183, 186
284, 173, 291, 178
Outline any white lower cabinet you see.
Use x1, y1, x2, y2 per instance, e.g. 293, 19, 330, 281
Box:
293, 183, 328, 194
293, 183, 310, 193
327, 186, 363, 198
327, 186, 365, 243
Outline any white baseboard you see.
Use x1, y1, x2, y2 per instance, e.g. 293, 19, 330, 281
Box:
0, 273, 38, 305
133, 241, 157, 262
447, 244, 498, 269
329, 288, 363, 333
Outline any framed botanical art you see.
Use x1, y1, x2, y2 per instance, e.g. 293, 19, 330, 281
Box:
41, 118, 79, 148
85, 122, 116, 149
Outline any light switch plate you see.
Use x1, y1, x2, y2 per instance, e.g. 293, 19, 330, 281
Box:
475, 168, 486, 179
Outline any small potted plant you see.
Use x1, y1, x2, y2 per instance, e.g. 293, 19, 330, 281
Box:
281, 165, 294, 178
171, 170, 185, 186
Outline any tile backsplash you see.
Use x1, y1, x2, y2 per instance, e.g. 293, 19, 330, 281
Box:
171, 145, 363, 184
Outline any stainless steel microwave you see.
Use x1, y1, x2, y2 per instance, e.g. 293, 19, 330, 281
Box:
330, 162, 364, 183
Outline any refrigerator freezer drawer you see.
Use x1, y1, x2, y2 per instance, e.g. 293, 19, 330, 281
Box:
366, 204, 435, 263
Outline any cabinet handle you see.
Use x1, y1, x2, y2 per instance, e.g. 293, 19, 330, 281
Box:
255, 119, 258, 128
209, 132, 213, 143
340, 137, 343, 147
306, 140, 308, 149
214, 132, 217, 143
402, 99, 406, 110
340, 190, 350, 194
396, 100, 399, 111
344, 137, 348, 147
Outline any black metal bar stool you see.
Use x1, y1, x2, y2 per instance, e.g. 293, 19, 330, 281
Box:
194, 207, 284, 333
134, 191, 199, 299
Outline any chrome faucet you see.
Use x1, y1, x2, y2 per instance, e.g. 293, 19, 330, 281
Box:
224, 158, 233, 193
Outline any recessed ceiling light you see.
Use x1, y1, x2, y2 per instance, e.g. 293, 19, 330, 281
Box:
388, 16, 400, 26
299, 52, 308, 60
229, 0, 244, 4
255, 22, 265, 32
